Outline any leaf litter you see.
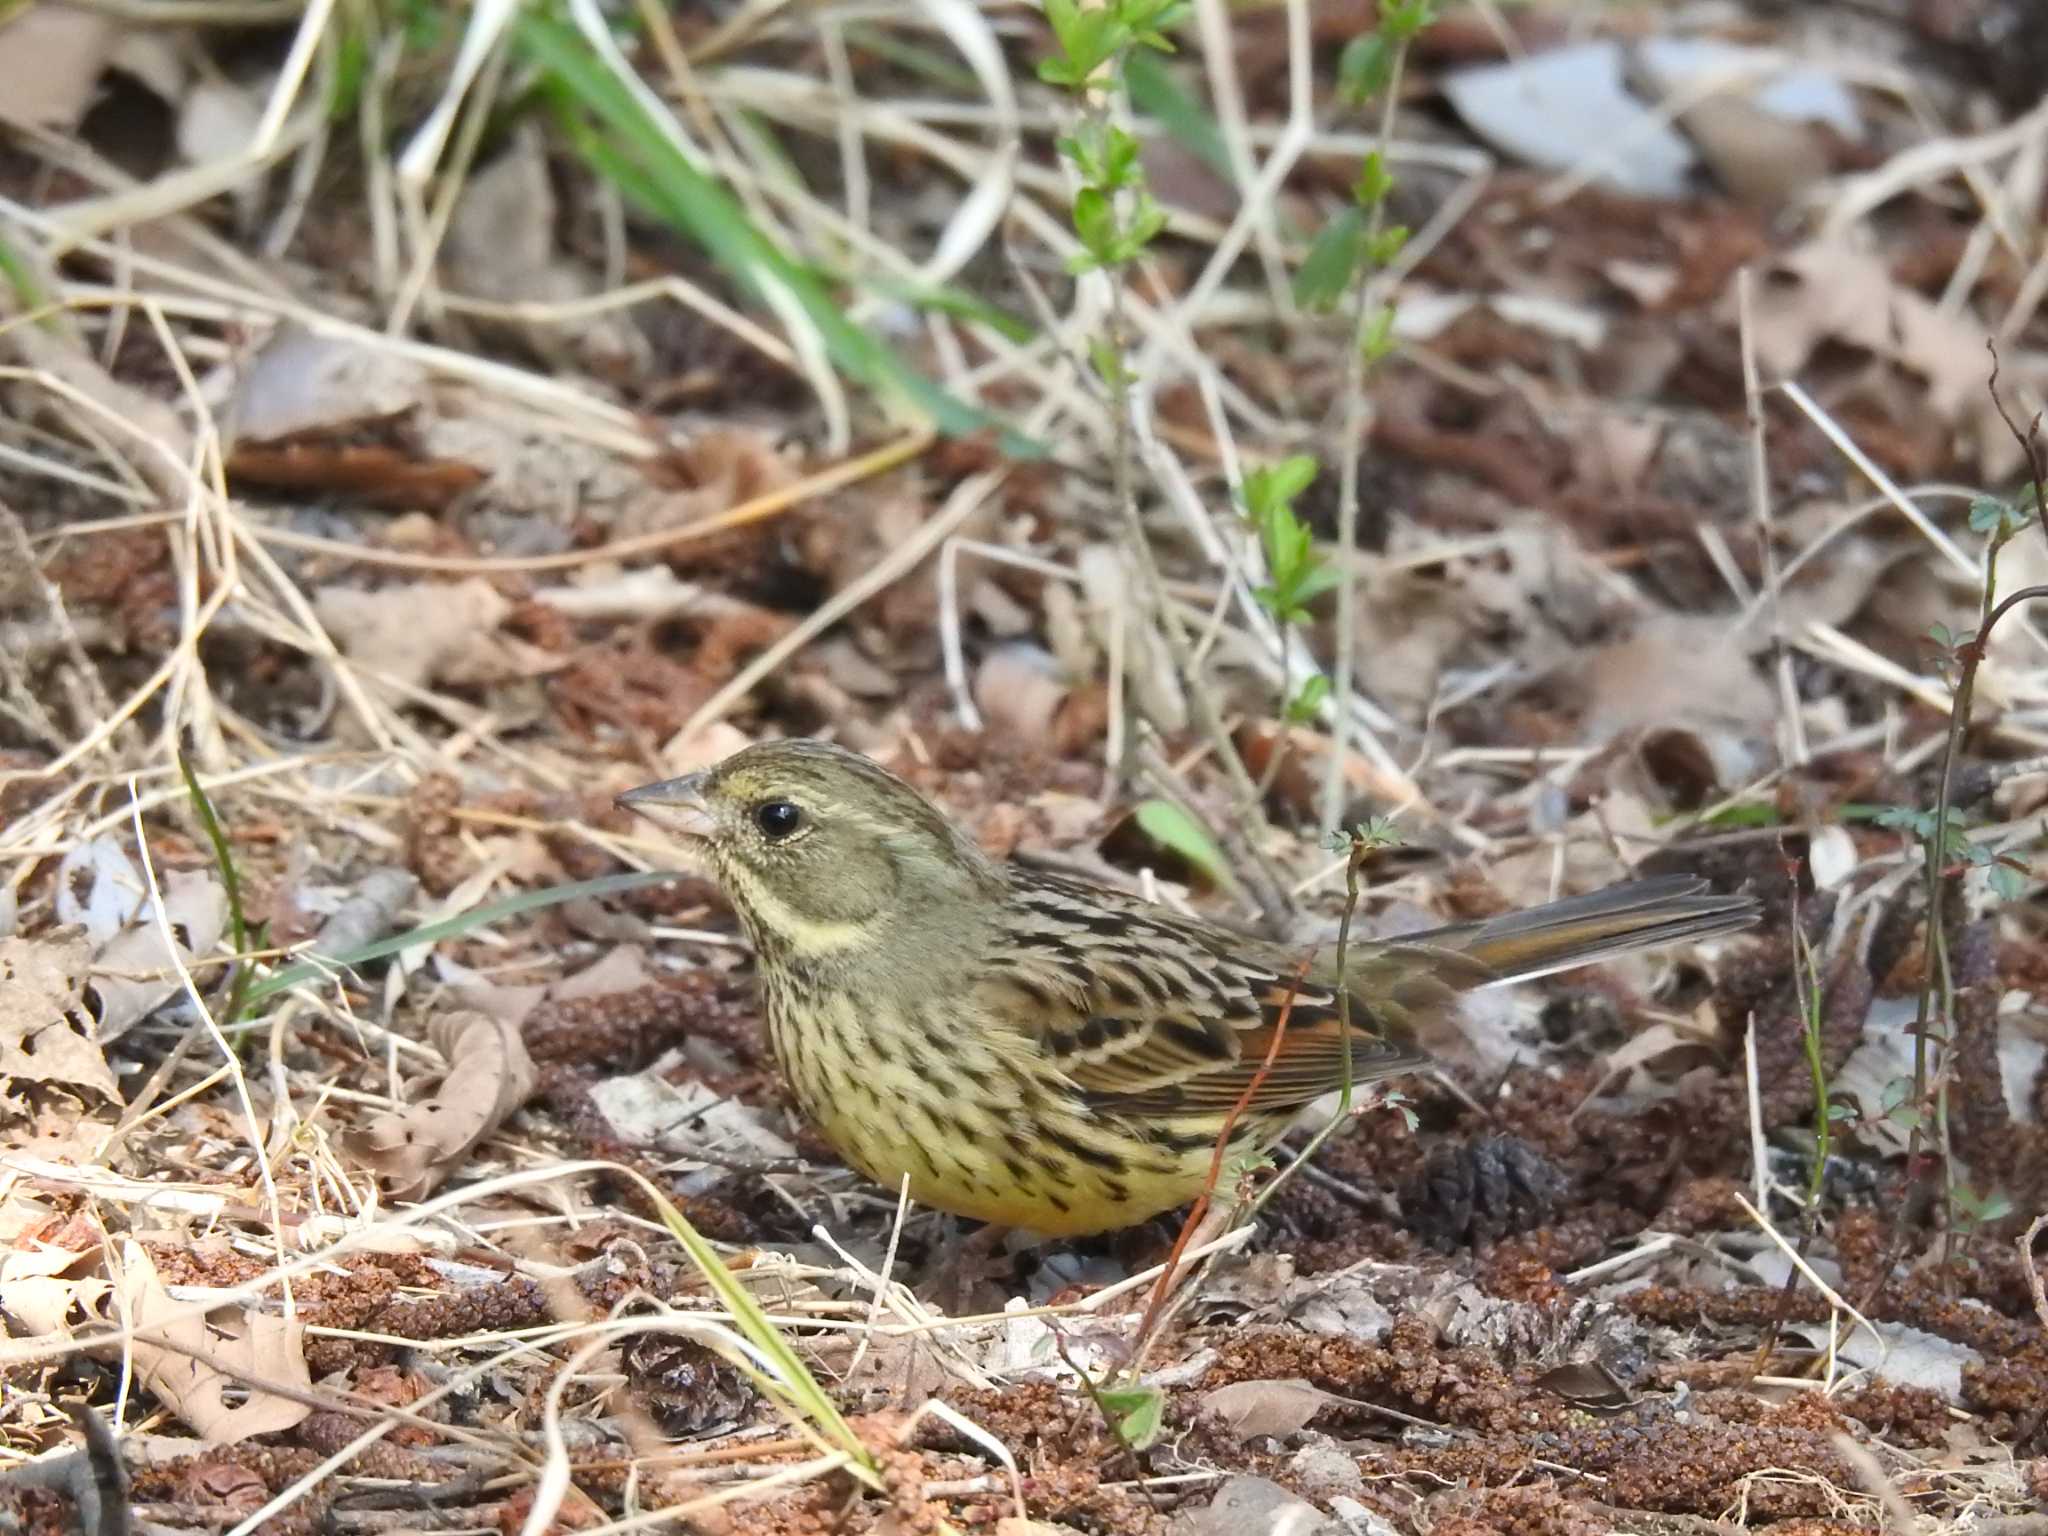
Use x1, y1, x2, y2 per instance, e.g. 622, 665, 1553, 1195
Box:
0, 1, 2046, 1533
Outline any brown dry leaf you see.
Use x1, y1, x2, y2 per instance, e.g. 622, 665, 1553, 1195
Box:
345, 1009, 537, 1200
974, 645, 1071, 743
115, 1241, 311, 1443
1675, 95, 1828, 211
0, 932, 118, 1099
1741, 239, 2040, 471
1580, 613, 1773, 786
226, 441, 484, 512
0, 1222, 110, 1337
316, 577, 560, 698
1201, 1378, 1335, 1444
446, 125, 649, 380
550, 944, 648, 1002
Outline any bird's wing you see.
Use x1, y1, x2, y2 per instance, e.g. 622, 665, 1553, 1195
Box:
979, 873, 1431, 1117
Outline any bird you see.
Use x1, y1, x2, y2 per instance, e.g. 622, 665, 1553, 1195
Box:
617, 738, 1758, 1238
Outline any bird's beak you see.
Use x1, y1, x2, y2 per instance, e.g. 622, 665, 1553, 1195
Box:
615, 772, 715, 839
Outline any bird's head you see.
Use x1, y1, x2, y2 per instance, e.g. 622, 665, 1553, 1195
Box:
616, 739, 1002, 957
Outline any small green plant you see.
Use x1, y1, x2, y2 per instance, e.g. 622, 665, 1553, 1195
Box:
1037, 0, 1296, 927
1039, 0, 1185, 465
1239, 814, 1409, 1224
1861, 361, 2048, 1287
1093, 1380, 1165, 1451
1308, 0, 1437, 829
1240, 457, 1339, 790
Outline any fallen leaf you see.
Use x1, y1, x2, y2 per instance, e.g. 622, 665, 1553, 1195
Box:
445, 124, 649, 379
0, 1229, 110, 1337
550, 945, 649, 1002
1674, 94, 1828, 211
0, 932, 118, 1099
115, 1241, 311, 1443
54, 837, 146, 946
0, 6, 118, 131
225, 441, 484, 512
628, 426, 803, 548
974, 644, 1071, 743
1201, 1378, 1335, 1444
1444, 42, 1696, 196
345, 1010, 537, 1199
1740, 239, 2043, 472
87, 869, 228, 1044
316, 577, 559, 699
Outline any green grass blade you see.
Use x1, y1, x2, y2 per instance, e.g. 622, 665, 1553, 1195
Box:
628, 1172, 883, 1487
514, 10, 1043, 459
239, 870, 680, 1008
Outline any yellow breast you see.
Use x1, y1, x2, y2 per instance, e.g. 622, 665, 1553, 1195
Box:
765, 986, 1232, 1235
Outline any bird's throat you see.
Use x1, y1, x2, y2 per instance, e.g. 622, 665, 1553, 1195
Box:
724, 867, 882, 960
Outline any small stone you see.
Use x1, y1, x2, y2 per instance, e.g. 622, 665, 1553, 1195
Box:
1170, 1476, 1325, 1536
1287, 1439, 1364, 1502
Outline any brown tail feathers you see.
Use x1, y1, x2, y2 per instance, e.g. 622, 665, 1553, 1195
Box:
1423, 875, 1759, 986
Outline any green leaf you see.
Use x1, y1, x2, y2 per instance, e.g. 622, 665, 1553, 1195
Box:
1968, 495, 2016, 534
1286, 672, 1331, 723
1097, 1384, 1165, 1450
1292, 561, 1344, 603
1352, 814, 1404, 850
1870, 805, 1937, 838
1072, 185, 1118, 261
1126, 48, 1231, 181
1337, 34, 1394, 105
1989, 860, 2027, 901
1953, 1183, 2015, 1228
1123, 0, 1191, 50
1132, 798, 1231, 889
1353, 150, 1393, 209
1293, 206, 1368, 312
1366, 224, 1411, 268
1245, 456, 1318, 521
1088, 336, 1131, 387
1380, 0, 1437, 39
1698, 802, 1782, 828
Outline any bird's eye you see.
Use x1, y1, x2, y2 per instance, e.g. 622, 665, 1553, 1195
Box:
753, 800, 803, 841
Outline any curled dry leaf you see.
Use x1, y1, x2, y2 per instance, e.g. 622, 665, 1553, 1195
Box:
114, 1241, 311, 1443
0, 1227, 111, 1337
89, 869, 228, 1044
1740, 239, 2047, 475
346, 1010, 537, 1200
0, 932, 119, 1100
